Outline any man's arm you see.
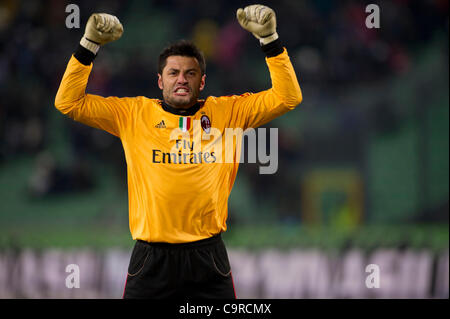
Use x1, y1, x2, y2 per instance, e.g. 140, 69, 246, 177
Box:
226, 5, 302, 129
55, 13, 133, 137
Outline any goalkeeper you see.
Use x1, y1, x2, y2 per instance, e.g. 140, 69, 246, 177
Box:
55, 5, 302, 298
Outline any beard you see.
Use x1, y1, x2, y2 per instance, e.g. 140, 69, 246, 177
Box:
162, 87, 200, 109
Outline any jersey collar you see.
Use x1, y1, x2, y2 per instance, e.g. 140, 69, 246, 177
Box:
160, 100, 203, 116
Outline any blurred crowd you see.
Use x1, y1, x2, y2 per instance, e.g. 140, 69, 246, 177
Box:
0, 0, 448, 222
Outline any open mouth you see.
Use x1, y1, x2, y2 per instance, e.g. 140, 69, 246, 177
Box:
174, 87, 190, 96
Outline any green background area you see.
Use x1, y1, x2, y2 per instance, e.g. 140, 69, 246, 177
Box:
0, 9, 447, 253
0, 154, 447, 252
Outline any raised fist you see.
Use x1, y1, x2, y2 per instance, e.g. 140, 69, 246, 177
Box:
236, 5, 278, 45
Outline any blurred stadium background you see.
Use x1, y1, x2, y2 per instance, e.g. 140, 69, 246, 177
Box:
0, 0, 448, 298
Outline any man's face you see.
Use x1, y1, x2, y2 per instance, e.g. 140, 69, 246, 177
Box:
158, 55, 205, 109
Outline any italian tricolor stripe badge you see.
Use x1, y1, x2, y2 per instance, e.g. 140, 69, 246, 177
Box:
179, 117, 191, 132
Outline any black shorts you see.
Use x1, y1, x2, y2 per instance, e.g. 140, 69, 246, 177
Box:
123, 234, 237, 299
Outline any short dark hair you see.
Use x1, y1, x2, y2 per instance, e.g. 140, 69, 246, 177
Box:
158, 40, 206, 75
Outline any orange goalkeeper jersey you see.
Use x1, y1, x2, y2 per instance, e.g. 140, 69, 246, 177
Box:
55, 48, 302, 243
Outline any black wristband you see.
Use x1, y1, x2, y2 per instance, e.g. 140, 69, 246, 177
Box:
74, 44, 97, 66
261, 38, 284, 58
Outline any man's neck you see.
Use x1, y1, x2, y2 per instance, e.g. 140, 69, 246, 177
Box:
161, 100, 201, 116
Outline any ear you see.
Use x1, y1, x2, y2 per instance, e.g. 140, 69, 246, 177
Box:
199, 74, 206, 91
157, 74, 163, 90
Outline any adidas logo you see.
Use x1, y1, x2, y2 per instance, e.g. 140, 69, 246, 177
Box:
155, 120, 166, 128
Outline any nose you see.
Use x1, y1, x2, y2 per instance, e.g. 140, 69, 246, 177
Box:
176, 73, 188, 84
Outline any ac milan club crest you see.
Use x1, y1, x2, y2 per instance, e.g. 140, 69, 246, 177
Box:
201, 115, 211, 134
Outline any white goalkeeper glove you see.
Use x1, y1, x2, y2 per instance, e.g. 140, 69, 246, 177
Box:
236, 4, 278, 45
80, 13, 124, 54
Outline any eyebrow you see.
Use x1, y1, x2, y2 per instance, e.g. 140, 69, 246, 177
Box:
167, 68, 198, 73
